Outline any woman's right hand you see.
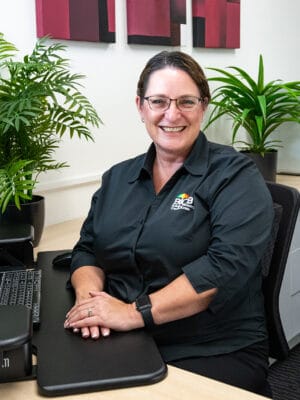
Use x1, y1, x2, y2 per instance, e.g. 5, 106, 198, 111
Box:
68, 265, 109, 339
72, 293, 111, 339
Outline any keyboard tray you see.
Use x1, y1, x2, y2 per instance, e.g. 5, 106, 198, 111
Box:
33, 251, 167, 396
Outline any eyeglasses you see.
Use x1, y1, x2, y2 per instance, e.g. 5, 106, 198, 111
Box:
143, 95, 203, 112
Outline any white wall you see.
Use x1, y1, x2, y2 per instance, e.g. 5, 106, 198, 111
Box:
1, 0, 300, 226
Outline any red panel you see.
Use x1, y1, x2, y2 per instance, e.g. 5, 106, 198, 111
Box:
35, 0, 44, 37
226, 1, 240, 48
69, 0, 99, 41
192, 0, 240, 48
205, 0, 227, 48
35, 0, 70, 39
192, 0, 205, 17
127, 0, 171, 37
171, 0, 186, 23
107, 0, 115, 32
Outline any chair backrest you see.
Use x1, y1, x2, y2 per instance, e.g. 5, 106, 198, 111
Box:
263, 181, 300, 360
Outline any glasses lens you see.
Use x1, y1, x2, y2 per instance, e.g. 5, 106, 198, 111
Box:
147, 96, 169, 111
177, 96, 199, 111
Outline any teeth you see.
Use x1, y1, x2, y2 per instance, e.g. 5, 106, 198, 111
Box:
162, 127, 184, 132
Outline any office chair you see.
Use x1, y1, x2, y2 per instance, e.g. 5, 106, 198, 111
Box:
262, 181, 300, 361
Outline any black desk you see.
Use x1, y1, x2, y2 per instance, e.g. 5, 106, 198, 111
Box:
33, 251, 167, 396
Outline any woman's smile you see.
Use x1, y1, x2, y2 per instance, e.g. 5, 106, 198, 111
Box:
159, 125, 186, 133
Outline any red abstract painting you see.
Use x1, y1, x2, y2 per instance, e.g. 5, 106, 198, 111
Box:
35, 0, 115, 42
127, 0, 186, 46
192, 0, 240, 48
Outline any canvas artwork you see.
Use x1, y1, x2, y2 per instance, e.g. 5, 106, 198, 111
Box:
126, 0, 186, 46
192, 0, 240, 48
35, 0, 239, 48
35, 0, 115, 42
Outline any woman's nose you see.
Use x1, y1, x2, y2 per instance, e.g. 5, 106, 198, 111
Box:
164, 100, 182, 119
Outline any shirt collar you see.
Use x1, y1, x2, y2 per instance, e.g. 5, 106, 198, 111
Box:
128, 132, 209, 183
183, 132, 209, 175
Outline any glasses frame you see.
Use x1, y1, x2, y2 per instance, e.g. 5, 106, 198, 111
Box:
143, 95, 204, 112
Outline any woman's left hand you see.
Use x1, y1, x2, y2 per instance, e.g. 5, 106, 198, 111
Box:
64, 291, 143, 334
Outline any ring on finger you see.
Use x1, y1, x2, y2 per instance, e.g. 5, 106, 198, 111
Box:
87, 308, 93, 318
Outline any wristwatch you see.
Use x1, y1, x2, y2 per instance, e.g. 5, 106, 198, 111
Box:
135, 294, 155, 329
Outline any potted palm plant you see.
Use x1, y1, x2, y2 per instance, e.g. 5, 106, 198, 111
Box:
203, 55, 300, 181
0, 33, 101, 245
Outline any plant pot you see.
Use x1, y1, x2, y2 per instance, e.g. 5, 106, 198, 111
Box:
241, 150, 278, 182
0, 195, 45, 247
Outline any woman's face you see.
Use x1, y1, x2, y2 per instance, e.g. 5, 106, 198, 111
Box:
136, 67, 205, 159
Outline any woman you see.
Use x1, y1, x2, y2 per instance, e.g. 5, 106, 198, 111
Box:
65, 51, 273, 397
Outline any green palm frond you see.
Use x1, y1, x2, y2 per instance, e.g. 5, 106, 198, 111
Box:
203, 54, 300, 154
0, 160, 36, 212
0, 33, 102, 213
0, 33, 17, 61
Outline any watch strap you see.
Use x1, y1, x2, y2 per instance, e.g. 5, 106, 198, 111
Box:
135, 294, 155, 329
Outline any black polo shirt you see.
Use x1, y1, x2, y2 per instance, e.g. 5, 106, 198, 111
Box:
71, 133, 274, 361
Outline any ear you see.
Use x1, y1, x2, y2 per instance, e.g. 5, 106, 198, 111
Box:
136, 95, 142, 111
202, 97, 209, 111
136, 96, 145, 118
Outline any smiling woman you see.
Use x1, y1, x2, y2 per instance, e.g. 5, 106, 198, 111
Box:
136, 67, 206, 175
135, 51, 210, 169
66, 51, 274, 397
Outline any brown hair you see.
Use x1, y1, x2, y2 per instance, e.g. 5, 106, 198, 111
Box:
137, 51, 211, 105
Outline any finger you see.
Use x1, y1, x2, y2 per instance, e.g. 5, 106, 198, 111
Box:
101, 327, 110, 337
81, 326, 91, 339
65, 307, 93, 328
90, 326, 100, 339
66, 298, 94, 317
68, 304, 96, 323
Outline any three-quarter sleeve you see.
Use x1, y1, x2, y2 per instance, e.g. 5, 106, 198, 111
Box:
182, 154, 274, 313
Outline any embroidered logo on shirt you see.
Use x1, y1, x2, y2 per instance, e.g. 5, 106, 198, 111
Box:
171, 193, 194, 211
